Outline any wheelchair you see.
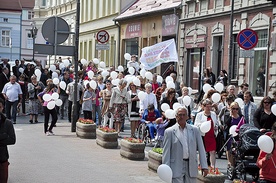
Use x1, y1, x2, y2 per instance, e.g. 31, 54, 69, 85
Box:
135, 122, 156, 145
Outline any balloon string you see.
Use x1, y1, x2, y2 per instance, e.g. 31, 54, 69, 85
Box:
272, 157, 276, 168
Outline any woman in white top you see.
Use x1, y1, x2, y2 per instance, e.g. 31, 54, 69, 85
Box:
109, 79, 131, 136
139, 83, 157, 114
128, 82, 140, 138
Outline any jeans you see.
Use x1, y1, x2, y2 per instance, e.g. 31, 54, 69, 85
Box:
59, 95, 68, 118
5, 100, 18, 123
146, 123, 156, 139
43, 106, 57, 133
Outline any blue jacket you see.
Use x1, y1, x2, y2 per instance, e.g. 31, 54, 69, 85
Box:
141, 109, 161, 123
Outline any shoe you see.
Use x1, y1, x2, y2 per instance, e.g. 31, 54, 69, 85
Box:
35, 120, 38, 123
29, 120, 33, 124
48, 131, 55, 135
60, 117, 64, 120
120, 129, 124, 132
13, 121, 16, 124
46, 132, 50, 136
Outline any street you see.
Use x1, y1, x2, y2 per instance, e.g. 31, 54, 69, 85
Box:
8, 114, 232, 183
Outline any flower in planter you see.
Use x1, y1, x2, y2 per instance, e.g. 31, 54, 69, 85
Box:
98, 126, 116, 133
152, 148, 163, 154
77, 118, 94, 124
124, 137, 143, 143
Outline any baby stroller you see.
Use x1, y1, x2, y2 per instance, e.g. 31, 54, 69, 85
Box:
227, 124, 262, 181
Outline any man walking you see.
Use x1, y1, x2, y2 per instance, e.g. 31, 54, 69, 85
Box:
162, 107, 208, 183
0, 98, 16, 183
2, 75, 22, 124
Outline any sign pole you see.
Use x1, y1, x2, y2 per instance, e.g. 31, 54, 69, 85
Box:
72, 0, 80, 132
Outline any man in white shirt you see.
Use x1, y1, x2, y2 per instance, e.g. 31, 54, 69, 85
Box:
2, 75, 22, 124
140, 83, 157, 114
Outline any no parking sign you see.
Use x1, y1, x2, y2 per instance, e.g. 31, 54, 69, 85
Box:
237, 29, 258, 50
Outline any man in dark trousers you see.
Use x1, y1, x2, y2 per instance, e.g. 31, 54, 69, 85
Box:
12, 59, 20, 80
0, 98, 16, 183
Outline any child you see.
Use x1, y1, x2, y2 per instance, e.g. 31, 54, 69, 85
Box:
155, 117, 169, 148
82, 83, 95, 120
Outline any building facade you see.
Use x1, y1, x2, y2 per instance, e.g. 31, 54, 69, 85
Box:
179, 0, 276, 96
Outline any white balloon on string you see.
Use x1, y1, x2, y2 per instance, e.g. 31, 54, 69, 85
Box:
133, 77, 141, 86
63, 59, 70, 67
43, 94, 52, 102
167, 81, 175, 89
128, 67, 135, 75
35, 69, 41, 77
99, 61, 106, 68
59, 81, 66, 90
157, 75, 163, 83
55, 99, 63, 107
88, 71, 94, 79
118, 65, 124, 72
161, 103, 170, 112
110, 71, 118, 79
19, 68, 24, 73
124, 53, 131, 61
140, 69, 146, 78
165, 76, 173, 83
52, 92, 59, 100
93, 58, 99, 64
211, 93, 221, 103
138, 91, 146, 101
81, 58, 88, 65
47, 101, 56, 110
183, 96, 191, 106
53, 78, 59, 85
145, 72, 153, 80
203, 83, 212, 93
89, 80, 97, 89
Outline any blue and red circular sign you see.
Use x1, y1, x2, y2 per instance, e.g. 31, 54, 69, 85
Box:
237, 29, 258, 50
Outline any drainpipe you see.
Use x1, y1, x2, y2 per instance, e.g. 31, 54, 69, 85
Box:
265, 20, 271, 96
114, 20, 121, 67
19, 13, 22, 60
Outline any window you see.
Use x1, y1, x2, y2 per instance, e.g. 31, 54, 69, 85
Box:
256, 29, 268, 48
28, 11, 34, 20
200, 0, 208, 11
215, 0, 223, 8
3, 18, 8, 22
42, 0, 46, 6
188, 2, 195, 14
27, 32, 33, 49
1, 30, 11, 47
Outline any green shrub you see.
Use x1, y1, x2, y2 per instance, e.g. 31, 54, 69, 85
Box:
152, 148, 163, 154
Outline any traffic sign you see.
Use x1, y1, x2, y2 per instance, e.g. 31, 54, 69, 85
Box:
96, 43, 110, 50
237, 28, 258, 50
96, 30, 109, 44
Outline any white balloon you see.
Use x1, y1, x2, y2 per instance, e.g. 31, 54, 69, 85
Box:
258, 135, 274, 153
140, 63, 144, 69
19, 68, 24, 73
140, 69, 146, 78
59, 81, 66, 90
138, 91, 146, 101
83, 80, 89, 87
52, 92, 59, 100
157, 164, 173, 183
133, 77, 141, 86
165, 76, 173, 83
81, 58, 88, 65
235, 98, 244, 108
53, 78, 59, 85
214, 83, 224, 93
118, 65, 124, 72
165, 109, 176, 119
203, 83, 212, 93
211, 93, 221, 103
173, 103, 182, 110
63, 59, 70, 67
37, 75, 41, 82
55, 99, 63, 107
145, 72, 153, 80
49, 65, 56, 72
52, 72, 58, 79
271, 104, 276, 116
47, 101, 56, 110
183, 96, 191, 106
128, 67, 135, 75
43, 94, 52, 102
157, 75, 163, 83
88, 71, 94, 79
59, 63, 65, 69
161, 103, 170, 112
110, 71, 118, 79
188, 87, 193, 96
34, 69, 41, 77
200, 121, 211, 133
89, 80, 97, 89
124, 53, 131, 61
111, 78, 120, 86
93, 58, 99, 64
167, 81, 175, 89
99, 61, 106, 68
229, 125, 238, 137
101, 70, 109, 78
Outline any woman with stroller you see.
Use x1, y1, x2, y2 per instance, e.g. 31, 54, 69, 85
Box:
254, 96, 276, 132
224, 102, 245, 167
257, 122, 276, 183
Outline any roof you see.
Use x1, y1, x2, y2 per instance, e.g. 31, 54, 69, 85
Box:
114, 0, 181, 21
0, 0, 35, 11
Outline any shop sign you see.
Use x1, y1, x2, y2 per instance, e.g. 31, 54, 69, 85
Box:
125, 22, 142, 38
185, 34, 206, 48
162, 14, 178, 36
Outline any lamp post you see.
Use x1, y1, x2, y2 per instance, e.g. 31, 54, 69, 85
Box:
31, 23, 38, 62
228, 0, 234, 84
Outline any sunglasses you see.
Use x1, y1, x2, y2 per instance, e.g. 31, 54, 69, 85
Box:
231, 108, 239, 110
263, 102, 271, 104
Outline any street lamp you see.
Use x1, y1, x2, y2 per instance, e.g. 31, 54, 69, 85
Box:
30, 23, 38, 62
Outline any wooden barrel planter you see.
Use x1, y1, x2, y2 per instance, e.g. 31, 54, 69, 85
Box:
76, 122, 96, 139
148, 150, 162, 172
120, 139, 145, 160
96, 129, 118, 149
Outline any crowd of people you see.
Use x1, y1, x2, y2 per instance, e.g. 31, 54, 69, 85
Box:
1, 57, 276, 183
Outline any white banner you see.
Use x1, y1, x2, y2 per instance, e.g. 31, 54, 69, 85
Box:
139, 39, 178, 70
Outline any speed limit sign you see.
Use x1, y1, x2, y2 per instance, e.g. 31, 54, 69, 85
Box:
96, 30, 109, 44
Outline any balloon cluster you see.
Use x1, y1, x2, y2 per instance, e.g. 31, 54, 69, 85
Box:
202, 82, 225, 104
42, 92, 63, 110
